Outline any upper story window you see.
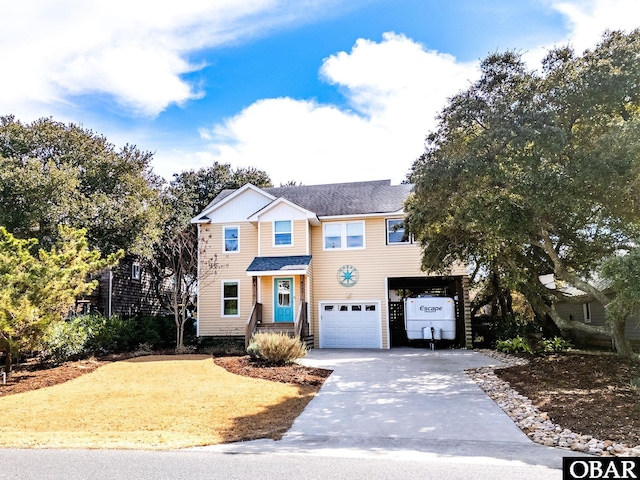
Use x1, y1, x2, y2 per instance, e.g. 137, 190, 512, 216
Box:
223, 226, 239, 252
323, 221, 365, 250
386, 219, 411, 244
274, 220, 292, 246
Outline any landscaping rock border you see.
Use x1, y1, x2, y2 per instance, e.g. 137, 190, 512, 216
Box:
468, 349, 640, 457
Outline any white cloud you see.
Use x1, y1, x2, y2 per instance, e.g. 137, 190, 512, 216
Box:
0, 0, 351, 118
550, 0, 640, 53
185, 33, 478, 185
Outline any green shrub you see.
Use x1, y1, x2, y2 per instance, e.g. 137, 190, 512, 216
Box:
247, 332, 307, 365
41, 314, 139, 363
41, 318, 90, 364
84, 315, 135, 353
541, 336, 573, 353
495, 336, 533, 355
490, 313, 542, 342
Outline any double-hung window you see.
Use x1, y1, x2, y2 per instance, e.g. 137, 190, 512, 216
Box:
386, 219, 411, 244
323, 221, 365, 250
274, 220, 292, 246
223, 226, 239, 252
222, 281, 239, 316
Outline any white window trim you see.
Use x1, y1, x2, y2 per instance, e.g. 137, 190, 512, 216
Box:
221, 280, 240, 317
223, 225, 240, 253
131, 261, 141, 280
273, 220, 293, 248
322, 220, 366, 250
386, 218, 412, 245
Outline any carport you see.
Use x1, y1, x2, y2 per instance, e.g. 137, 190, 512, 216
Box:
387, 275, 471, 348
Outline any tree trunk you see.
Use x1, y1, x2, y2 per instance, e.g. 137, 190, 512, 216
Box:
610, 316, 634, 357
174, 311, 183, 350
3, 347, 11, 376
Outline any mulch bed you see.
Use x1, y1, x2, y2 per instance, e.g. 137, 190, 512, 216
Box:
496, 352, 640, 447
0, 357, 109, 396
213, 355, 332, 386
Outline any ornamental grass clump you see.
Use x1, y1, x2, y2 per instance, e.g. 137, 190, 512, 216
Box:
247, 332, 307, 365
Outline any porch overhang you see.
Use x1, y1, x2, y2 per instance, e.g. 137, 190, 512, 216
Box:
246, 255, 312, 277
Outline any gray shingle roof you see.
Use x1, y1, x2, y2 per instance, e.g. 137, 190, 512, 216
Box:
197, 180, 414, 220
264, 180, 412, 216
246, 255, 312, 272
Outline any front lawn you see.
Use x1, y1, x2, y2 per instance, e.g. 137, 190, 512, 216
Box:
0, 355, 324, 449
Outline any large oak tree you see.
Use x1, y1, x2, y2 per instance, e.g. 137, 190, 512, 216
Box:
406, 30, 640, 356
0, 116, 163, 257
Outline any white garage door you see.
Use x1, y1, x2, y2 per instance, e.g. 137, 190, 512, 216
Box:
319, 302, 381, 348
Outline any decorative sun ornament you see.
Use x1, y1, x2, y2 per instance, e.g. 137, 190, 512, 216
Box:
337, 265, 359, 287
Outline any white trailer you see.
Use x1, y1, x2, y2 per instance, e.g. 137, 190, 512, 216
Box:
404, 296, 456, 342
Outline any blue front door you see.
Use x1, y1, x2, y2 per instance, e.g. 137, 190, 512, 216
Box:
274, 278, 294, 322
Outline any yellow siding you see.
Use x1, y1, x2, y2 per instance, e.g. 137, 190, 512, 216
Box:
259, 219, 309, 256
259, 276, 272, 321
309, 216, 461, 348
197, 222, 258, 336
198, 214, 467, 348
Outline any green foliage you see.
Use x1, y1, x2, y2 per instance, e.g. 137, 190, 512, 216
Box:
495, 335, 572, 356
495, 337, 533, 355
600, 248, 640, 325
41, 317, 90, 364
0, 226, 120, 370
83, 315, 135, 354
247, 333, 307, 365
491, 313, 541, 342
406, 29, 640, 355
0, 116, 164, 257
40, 313, 176, 363
40, 314, 131, 363
541, 337, 573, 354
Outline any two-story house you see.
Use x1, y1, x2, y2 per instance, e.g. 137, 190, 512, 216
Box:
191, 180, 471, 349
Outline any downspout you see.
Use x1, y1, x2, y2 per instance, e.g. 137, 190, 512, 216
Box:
196, 223, 201, 338
108, 268, 113, 319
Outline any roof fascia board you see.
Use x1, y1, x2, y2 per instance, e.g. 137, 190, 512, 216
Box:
249, 197, 320, 226
190, 184, 275, 223
319, 209, 405, 221
246, 268, 309, 277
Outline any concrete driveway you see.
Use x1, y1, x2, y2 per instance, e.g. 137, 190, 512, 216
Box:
203, 348, 578, 469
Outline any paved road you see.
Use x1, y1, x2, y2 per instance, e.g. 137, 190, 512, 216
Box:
0, 448, 563, 480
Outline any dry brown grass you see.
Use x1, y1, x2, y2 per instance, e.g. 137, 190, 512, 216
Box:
0, 355, 319, 449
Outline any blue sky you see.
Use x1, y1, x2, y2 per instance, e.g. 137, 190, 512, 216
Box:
1, 0, 638, 186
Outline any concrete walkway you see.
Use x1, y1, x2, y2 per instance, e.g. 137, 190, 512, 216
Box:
201, 349, 579, 469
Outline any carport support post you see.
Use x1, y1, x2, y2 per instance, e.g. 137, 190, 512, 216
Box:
462, 276, 472, 349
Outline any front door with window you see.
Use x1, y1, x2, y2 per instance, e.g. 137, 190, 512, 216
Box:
274, 278, 294, 322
